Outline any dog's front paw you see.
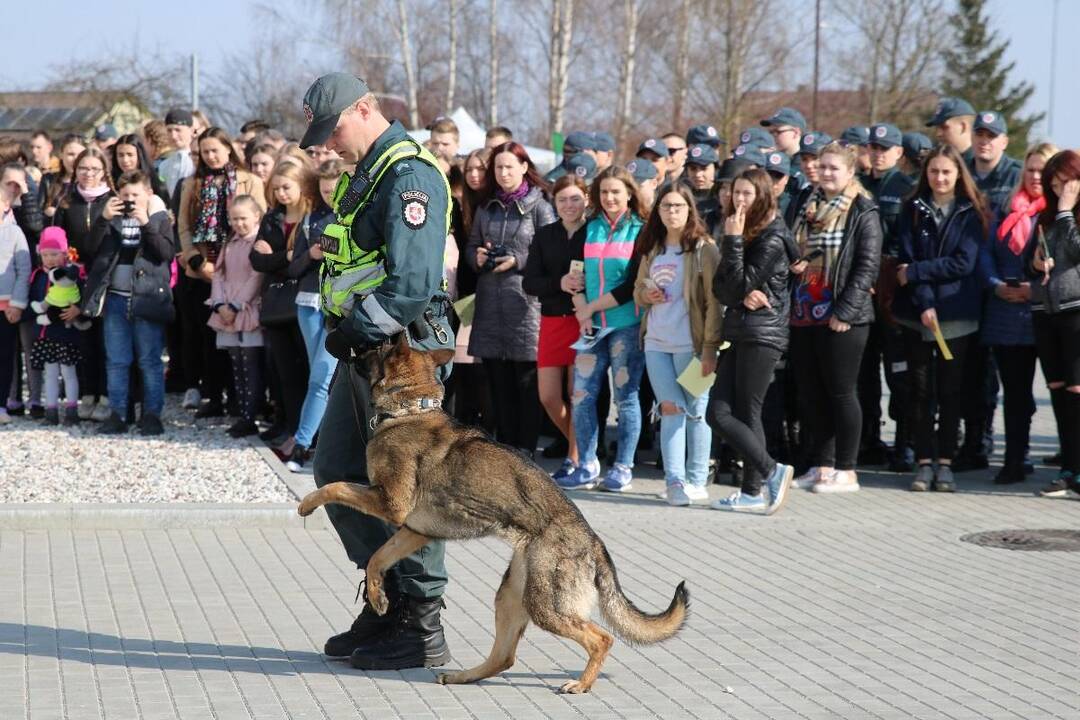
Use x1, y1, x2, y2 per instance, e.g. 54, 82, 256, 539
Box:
437, 671, 464, 685
558, 679, 591, 694
297, 490, 324, 517
367, 580, 389, 616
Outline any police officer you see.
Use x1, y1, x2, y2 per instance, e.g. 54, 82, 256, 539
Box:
901, 132, 932, 178
684, 143, 720, 217
686, 124, 724, 149
544, 130, 597, 183
763, 150, 793, 218
662, 132, 689, 182
968, 111, 1022, 217
862, 123, 917, 469
627, 158, 659, 211
926, 96, 976, 163
636, 137, 669, 178
564, 152, 598, 184
299, 73, 456, 671
786, 130, 832, 226
838, 126, 872, 177
760, 107, 805, 171
592, 131, 616, 172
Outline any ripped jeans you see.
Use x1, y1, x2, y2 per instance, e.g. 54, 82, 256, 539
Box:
646, 350, 711, 487
572, 325, 644, 468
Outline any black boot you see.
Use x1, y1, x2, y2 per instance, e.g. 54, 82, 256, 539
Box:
349, 595, 452, 670
324, 583, 400, 658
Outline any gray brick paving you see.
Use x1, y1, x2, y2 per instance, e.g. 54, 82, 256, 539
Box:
2, 384, 1080, 719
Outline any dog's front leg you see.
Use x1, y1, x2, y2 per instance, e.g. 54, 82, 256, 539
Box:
365, 527, 432, 615
297, 482, 394, 522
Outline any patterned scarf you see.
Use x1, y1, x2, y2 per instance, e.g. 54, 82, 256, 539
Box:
495, 181, 530, 206
796, 181, 860, 275
192, 165, 238, 247
998, 188, 1045, 256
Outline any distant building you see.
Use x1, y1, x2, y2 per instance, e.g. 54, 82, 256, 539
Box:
0, 91, 153, 141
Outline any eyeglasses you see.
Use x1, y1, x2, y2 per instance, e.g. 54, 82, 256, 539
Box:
76, 166, 103, 175
659, 202, 689, 211
667, 145, 687, 153
769, 127, 796, 137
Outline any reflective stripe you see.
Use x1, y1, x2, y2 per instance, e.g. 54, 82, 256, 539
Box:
361, 294, 405, 334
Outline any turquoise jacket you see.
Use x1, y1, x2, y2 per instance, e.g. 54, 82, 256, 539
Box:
583, 211, 643, 329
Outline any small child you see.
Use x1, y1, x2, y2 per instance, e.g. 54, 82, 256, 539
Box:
28, 227, 84, 425
207, 195, 265, 438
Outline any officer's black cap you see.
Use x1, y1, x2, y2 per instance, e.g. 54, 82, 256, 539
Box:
300, 73, 370, 149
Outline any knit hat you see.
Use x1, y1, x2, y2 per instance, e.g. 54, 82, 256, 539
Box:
38, 227, 69, 253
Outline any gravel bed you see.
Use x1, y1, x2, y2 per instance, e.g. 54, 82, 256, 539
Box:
0, 396, 293, 503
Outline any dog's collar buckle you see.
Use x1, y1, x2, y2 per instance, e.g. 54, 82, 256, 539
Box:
370, 397, 443, 431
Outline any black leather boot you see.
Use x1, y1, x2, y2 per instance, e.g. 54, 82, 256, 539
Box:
324, 583, 400, 658
349, 595, 452, 670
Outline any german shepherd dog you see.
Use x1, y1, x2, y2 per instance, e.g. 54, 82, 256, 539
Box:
298, 334, 688, 694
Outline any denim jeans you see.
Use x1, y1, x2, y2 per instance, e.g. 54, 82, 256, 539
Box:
103, 292, 165, 417
572, 324, 644, 467
295, 304, 337, 448
645, 350, 711, 487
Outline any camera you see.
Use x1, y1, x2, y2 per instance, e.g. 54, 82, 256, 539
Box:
121, 200, 135, 216
481, 243, 509, 272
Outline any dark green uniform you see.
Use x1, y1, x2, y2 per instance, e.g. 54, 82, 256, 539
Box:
968, 154, 1022, 219
864, 166, 916, 256
313, 120, 454, 600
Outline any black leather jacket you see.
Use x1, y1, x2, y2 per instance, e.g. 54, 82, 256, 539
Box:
828, 194, 883, 325
714, 216, 792, 352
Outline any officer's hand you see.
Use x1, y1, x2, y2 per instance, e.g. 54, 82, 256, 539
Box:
309, 244, 324, 260
325, 328, 353, 361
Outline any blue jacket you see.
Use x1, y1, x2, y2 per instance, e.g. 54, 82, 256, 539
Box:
977, 216, 1034, 346
893, 196, 986, 324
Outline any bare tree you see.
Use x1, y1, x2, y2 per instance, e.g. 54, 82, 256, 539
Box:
548, 0, 575, 137
614, 0, 641, 144
44, 49, 189, 117
489, 0, 500, 126
394, 0, 421, 128
446, 0, 459, 113
671, 0, 692, 130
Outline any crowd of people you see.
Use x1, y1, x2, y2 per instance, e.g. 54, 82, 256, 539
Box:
0, 96, 1077, 510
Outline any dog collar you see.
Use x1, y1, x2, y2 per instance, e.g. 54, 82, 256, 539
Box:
370, 397, 442, 431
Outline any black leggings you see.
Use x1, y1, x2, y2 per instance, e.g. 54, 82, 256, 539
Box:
265, 322, 309, 436
483, 358, 540, 454
227, 346, 263, 422
992, 345, 1037, 469
791, 324, 870, 470
708, 342, 782, 495
180, 277, 229, 402
1034, 309, 1080, 473
77, 318, 106, 398
904, 329, 973, 462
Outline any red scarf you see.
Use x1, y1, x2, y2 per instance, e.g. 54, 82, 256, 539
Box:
997, 188, 1045, 256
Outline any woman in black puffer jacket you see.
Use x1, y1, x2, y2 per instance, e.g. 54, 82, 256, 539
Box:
788, 142, 882, 494
708, 168, 795, 515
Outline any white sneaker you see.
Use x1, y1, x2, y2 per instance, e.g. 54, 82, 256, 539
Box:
812, 470, 860, 494
0, 409, 10, 425
685, 484, 709, 501
91, 398, 112, 422
794, 467, 825, 489
182, 388, 202, 409
78, 395, 96, 420
666, 483, 691, 507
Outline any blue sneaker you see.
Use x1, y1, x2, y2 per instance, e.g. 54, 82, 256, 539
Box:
710, 491, 766, 512
601, 463, 633, 492
764, 462, 794, 515
551, 459, 576, 482
557, 460, 600, 490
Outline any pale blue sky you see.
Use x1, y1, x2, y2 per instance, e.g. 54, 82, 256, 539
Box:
2, 0, 1077, 148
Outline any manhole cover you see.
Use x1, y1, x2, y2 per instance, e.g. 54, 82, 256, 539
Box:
960, 529, 1080, 552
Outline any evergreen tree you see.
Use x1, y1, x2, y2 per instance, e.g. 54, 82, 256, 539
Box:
941, 0, 1043, 154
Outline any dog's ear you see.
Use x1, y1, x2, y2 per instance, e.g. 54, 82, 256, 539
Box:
389, 332, 410, 355
428, 349, 454, 367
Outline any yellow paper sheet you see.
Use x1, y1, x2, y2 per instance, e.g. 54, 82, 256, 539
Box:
931, 320, 953, 361
677, 356, 717, 397
453, 294, 476, 327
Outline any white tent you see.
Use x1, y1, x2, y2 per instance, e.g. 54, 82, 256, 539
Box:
408, 107, 558, 173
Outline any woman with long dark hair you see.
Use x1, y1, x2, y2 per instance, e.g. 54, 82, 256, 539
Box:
708, 169, 795, 514
894, 144, 990, 492
465, 142, 555, 456
1027, 149, 1080, 498
110, 134, 170, 206
40, 134, 85, 221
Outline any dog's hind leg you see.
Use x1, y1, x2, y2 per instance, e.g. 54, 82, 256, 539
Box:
437, 549, 528, 686
364, 526, 431, 615
548, 620, 613, 694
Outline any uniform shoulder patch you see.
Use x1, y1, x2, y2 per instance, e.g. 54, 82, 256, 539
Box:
401, 190, 430, 229
393, 161, 415, 176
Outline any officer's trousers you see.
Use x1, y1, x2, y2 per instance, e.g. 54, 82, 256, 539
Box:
312, 359, 448, 599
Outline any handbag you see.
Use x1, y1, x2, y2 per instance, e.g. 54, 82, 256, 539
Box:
260, 277, 299, 325
130, 256, 175, 324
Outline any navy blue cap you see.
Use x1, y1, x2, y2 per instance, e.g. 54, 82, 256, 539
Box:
764, 151, 791, 177
94, 123, 118, 141
592, 131, 616, 152
973, 110, 1007, 136
797, 131, 832, 156
760, 107, 807, 131
685, 143, 720, 166
737, 127, 773, 148
732, 143, 768, 166
839, 126, 870, 147
564, 130, 597, 152
717, 158, 755, 182
926, 97, 975, 127
564, 153, 597, 182
637, 137, 669, 158
868, 123, 903, 148
626, 159, 659, 183
902, 132, 933, 161
686, 124, 724, 147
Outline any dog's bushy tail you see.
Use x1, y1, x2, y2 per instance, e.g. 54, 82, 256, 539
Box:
593, 540, 688, 645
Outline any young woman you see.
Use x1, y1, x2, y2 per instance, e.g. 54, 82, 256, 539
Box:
1026, 149, 1080, 497
894, 145, 990, 492
523, 174, 589, 480
82, 171, 174, 435
466, 142, 555, 456
708, 168, 795, 514
788, 142, 882, 493
40, 134, 85, 220
110, 134, 170, 207
178, 127, 266, 418
250, 160, 314, 458
979, 143, 1058, 485
634, 184, 722, 505
247, 144, 277, 186
559, 166, 646, 492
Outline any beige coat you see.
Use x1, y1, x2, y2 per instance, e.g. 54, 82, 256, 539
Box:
177, 169, 266, 278
633, 237, 724, 358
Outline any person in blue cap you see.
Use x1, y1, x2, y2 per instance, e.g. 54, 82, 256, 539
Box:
901, 132, 932, 178
93, 123, 118, 153
763, 151, 793, 218
737, 126, 774, 152
761, 107, 809, 192
626, 158, 660, 211
564, 152, 597, 184
686, 124, 724, 149
636, 137, 669, 179
684, 144, 720, 217
926, 96, 976, 162
968, 111, 1022, 217
544, 130, 597, 183
732, 142, 768, 166
298, 72, 456, 671
592, 131, 616, 171
838, 126, 872, 177
786, 131, 831, 227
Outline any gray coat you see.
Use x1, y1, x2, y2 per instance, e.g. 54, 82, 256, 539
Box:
0, 223, 31, 310
466, 186, 555, 361
1025, 212, 1080, 315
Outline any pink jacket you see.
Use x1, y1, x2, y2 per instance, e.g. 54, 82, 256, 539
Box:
207, 234, 263, 333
